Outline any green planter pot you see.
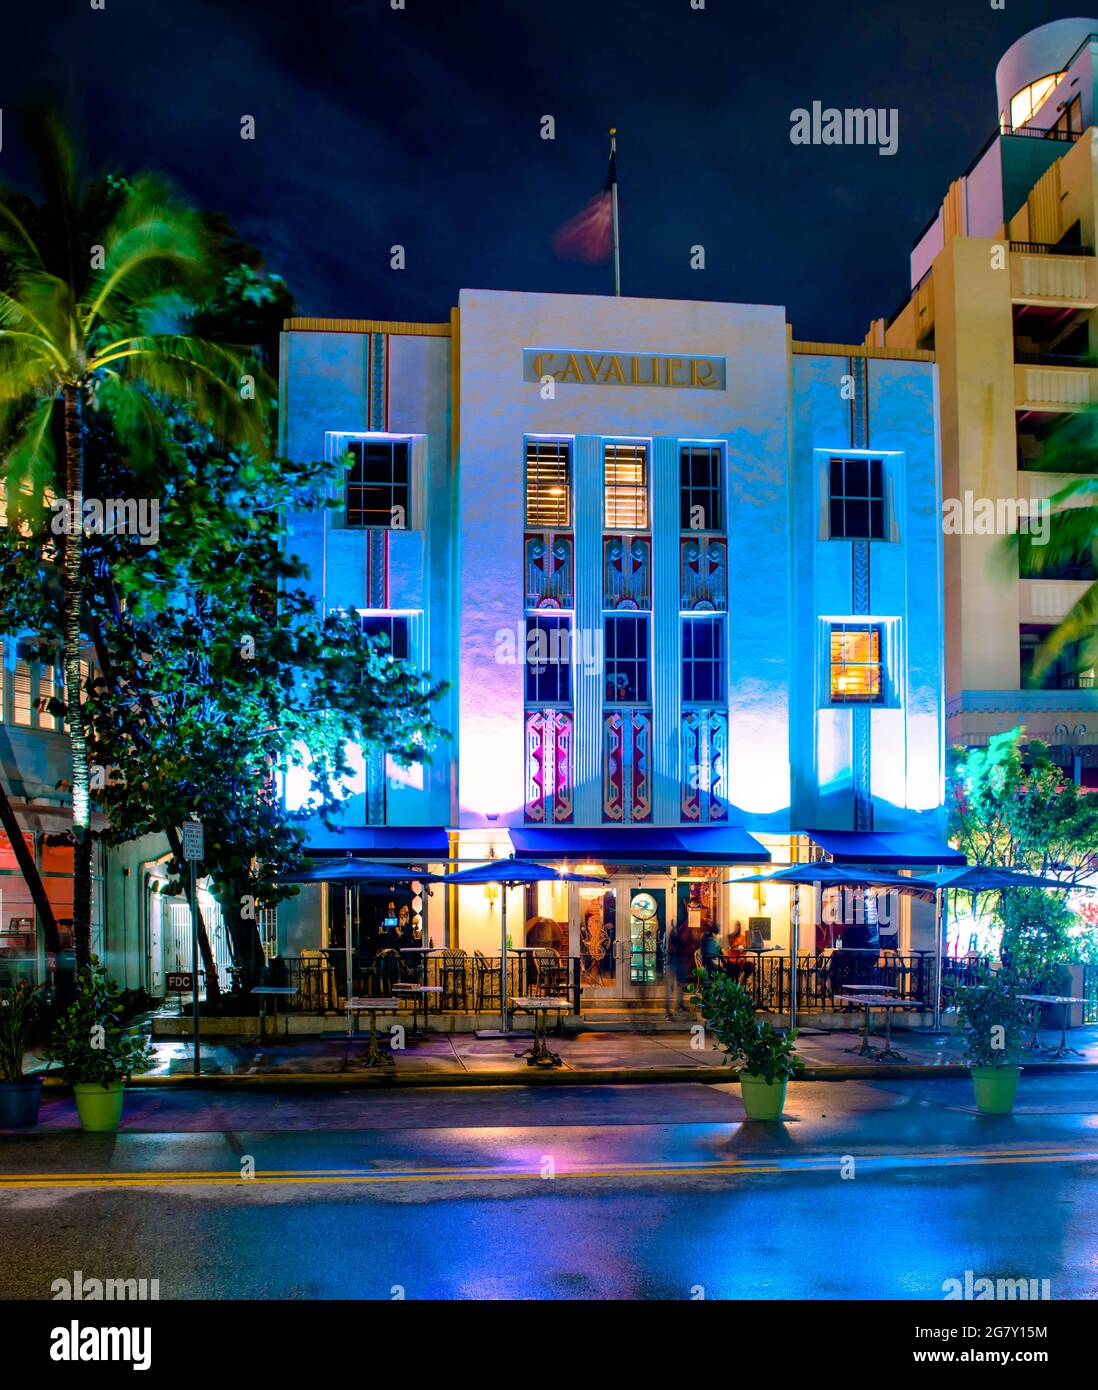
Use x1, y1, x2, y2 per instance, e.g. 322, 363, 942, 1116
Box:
970, 1066, 1021, 1115
73, 1081, 126, 1133
739, 1072, 789, 1121
0, 1076, 43, 1128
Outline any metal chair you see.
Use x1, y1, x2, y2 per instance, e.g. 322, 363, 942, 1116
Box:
473, 950, 501, 1011
439, 949, 469, 1011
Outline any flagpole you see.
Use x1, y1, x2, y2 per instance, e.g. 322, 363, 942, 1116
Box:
610, 127, 621, 296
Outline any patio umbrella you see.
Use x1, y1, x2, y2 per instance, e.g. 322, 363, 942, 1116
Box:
277, 858, 446, 1035
437, 859, 609, 1032
915, 865, 1074, 1029
726, 864, 935, 1029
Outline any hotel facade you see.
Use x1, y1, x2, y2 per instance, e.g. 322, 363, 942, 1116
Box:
871, 16, 1098, 783
273, 288, 946, 1006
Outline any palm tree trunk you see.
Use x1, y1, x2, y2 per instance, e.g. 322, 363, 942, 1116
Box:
62, 382, 93, 971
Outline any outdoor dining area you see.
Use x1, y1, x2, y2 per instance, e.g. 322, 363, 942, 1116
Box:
251, 847, 1097, 1068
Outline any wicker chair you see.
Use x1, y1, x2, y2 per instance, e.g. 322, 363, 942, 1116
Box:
531, 947, 568, 999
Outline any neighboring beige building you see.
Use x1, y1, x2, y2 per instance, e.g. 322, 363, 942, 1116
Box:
870, 18, 1098, 784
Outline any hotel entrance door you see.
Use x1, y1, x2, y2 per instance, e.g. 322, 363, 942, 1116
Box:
576, 876, 674, 1002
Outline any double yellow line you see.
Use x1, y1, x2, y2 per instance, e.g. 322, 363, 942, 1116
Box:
0, 1146, 1093, 1190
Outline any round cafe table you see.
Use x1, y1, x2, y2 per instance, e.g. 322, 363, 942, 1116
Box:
1019, 993, 1088, 1059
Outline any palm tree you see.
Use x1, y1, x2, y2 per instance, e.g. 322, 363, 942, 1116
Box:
0, 111, 269, 971
1014, 405, 1098, 682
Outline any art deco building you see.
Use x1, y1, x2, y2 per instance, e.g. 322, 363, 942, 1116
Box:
870, 16, 1098, 784
274, 288, 948, 1004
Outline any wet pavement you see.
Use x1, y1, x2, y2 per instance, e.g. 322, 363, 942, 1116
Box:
33, 1018, 1097, 1083
2, 1072, 1097, 1299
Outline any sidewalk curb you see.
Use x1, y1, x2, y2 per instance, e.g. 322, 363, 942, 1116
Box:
37, 1060, 1098, 1090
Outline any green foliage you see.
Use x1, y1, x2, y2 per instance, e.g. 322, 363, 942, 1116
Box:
44, 959, 154, 1085
954, 967, 1029, 1070
688, 968, 803, 1084
0, 982, 42, 1083
947, 728, 1098, 976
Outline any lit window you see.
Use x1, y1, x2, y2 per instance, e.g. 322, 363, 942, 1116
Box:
604, 614, 650, 704
1008, 71, 1066, 130
525, 615, 572, 705
681, 616, 725, 705
525, 440, 571, 528
680, 445, 724, 532
829, 624, 884, 704
361, 613, 410, 661
345, 440, 410, 528
604, 442, 648, 530
829, 456, 885, 540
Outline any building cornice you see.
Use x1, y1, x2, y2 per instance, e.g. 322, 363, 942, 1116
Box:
792, 339, 935, 362
283, 317, 452, 336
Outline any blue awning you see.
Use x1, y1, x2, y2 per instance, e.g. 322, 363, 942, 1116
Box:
302, 826, 450, 860
509, 826, 771, 865
803, 828, 965, 867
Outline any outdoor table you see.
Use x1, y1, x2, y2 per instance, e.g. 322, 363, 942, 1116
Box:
347, 997, 400, 1066
834, 993, 920, 1061
250, 985, 298, 1042
510, 995, 571, 1067
1018, 994, 1088, 1060
392, 982, 443, 1036
840, 983, 899, 993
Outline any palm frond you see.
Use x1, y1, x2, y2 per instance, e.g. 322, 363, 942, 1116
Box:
1029, 582, 1098, 674
0, 399, 58, 522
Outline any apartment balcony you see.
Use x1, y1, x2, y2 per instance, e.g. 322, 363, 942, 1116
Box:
1014, 361, 1098, 413
1019, 576, 1094, 623
1010, 245, 1098, 309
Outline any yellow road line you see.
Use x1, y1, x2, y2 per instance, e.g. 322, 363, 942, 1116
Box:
1, 1148, 1095, 1190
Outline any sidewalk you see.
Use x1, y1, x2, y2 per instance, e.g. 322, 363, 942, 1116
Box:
34, 1020, 1098, 1087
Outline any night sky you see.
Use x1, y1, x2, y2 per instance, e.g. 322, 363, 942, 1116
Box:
0, 0, 1087, 341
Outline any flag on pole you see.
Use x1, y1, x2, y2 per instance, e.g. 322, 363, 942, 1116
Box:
552, 135, 618, 266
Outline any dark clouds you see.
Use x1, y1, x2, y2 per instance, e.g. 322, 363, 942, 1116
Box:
0, 0, 1078, 339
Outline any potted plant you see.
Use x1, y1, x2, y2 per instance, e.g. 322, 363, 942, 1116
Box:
45, 959, 154, 1133
0, 982, 45, 1127
955, 967, 1028, 1115
689, 969, 803, 1120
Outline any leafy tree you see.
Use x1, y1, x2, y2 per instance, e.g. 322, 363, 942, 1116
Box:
947, 727, 1098, 975
85, 427, 444, 996
0, 110, 268, 969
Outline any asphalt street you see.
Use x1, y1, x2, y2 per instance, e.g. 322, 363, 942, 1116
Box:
2, 1074, 1096, 1300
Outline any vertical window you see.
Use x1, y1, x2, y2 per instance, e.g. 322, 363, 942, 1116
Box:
604, 614, 650, 704
39, 663, 60, 731
13, 658, 32, 727
361, 613, 411, 661
525, 440, 571, 528
525, 615, 572, 704
829, 623, 884, 704
680, 445, 724, 531
345, 440, 410, 528
829, 456, 885, 540
681, 616, 725, 704
604, 442, 648, 530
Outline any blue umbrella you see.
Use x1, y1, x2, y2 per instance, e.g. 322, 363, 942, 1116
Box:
920, 865, 1073, 892
277, 858, 445, 1034
438, 859, 608, 1032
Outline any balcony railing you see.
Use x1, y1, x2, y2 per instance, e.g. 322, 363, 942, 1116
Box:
1010, 242, 1095, 258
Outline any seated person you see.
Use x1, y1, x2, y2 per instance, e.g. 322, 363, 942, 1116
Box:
723, 919, 755, 983
700, 921, 724, 974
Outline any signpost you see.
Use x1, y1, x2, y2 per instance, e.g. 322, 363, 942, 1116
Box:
182, 819, 204, 1075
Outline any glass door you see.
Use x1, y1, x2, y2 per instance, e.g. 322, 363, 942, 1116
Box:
623, 883, 667, 998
